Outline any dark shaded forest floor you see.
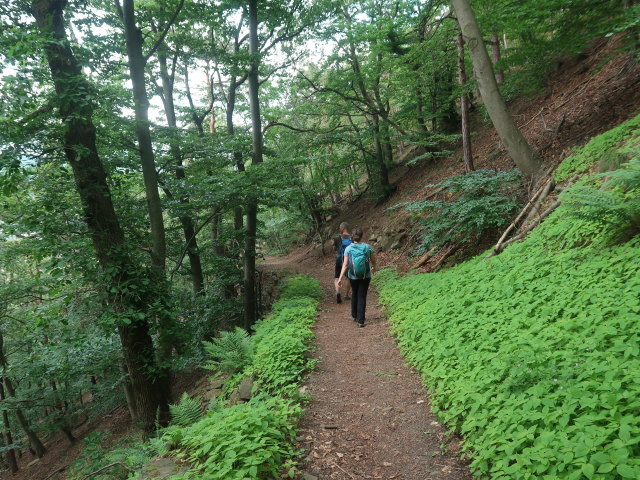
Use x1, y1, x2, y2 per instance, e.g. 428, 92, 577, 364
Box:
264, 252, 473, 480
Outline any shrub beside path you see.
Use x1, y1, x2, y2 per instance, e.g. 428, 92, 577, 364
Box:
264, 252, 472, 480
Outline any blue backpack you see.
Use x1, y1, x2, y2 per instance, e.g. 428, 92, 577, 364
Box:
336, 234, 352, 260
348, 243, 371, 279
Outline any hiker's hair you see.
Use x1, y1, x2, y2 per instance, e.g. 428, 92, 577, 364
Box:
352, 227, 364, 242
339, 222, 349, 232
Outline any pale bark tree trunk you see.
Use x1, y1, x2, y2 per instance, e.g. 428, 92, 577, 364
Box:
451, 0, 542, 179
0, 381, 18, 472
457, 32, 474, 173
490, 33, 504, 84
244, 0, 264, 328
30, 0, 170, 432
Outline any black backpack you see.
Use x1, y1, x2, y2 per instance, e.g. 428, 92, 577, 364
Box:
336, 234, 352, 260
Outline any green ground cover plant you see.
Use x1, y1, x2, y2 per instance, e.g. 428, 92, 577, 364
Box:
554, 113, 640, 182
170, 275, 321, 479
376, 126, 640, 479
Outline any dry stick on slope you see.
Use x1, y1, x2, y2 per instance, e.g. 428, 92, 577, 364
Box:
409, 246, 438, 270
523, 177, 556, 225
487, 176, 553, 258
498, 200, 561, 250
431, 244, 459, 271
80, 462, 134, 480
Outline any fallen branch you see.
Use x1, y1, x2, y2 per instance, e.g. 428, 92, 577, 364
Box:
431, 244, 458, 272
80, 462, 134, 480
488, 200, 561, 257
522, 177, 556, 226
409, 246, 438, 270
42, 465, 68, 480
490, 177, 553, 256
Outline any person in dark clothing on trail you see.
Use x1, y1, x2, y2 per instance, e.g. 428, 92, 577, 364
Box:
333, 222, 352, 304
337, 227, 377, 328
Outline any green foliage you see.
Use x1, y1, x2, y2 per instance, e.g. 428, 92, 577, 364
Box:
174, 396, 301, 480
203, 327, 254, 375
554, 114, 640, 182
169, 274, 320, 479
169, 393, 204, 428
375, 126, 640, 479
67, 431, 153, 480
394, 169, 522, 253
278, 275, 324, 302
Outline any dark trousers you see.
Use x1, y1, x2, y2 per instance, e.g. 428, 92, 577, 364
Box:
349, 278, 371, 325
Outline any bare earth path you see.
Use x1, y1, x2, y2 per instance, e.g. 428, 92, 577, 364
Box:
264, 252, 473, 480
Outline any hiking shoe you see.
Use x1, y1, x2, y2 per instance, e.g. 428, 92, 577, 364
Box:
358, 323, 365, 328
336, 293, 342, 304
352, 317, 357, 322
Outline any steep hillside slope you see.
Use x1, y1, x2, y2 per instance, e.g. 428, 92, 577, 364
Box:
375, 113, 640, 479
309, 36, 640, 270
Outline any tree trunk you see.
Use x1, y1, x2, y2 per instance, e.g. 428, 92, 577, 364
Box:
243, 0, 264, 328
121, 0, 166, 270
0, 332, 46, 459
30, 0, 170, 433
457, 32, 474, 173
372, 114, 393, 200
226, 80, 245, 233
451, 0, 542, 179
121, 361, 138, 423
0, 382, 18, 473
120, 0, 176, 391
490, 33, 504, 84
157, 52, 204, 295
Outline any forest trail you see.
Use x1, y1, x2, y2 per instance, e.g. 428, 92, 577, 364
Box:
264, 252, 472, 480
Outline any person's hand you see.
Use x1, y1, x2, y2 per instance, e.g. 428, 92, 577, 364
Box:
337, 277, 343, 288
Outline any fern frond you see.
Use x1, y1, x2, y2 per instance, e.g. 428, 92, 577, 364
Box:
203, 327, 254, 374
169, 392, 203, 427
602, 157, 640, 191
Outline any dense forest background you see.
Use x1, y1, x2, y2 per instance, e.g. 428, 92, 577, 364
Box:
0, 0, 638, 477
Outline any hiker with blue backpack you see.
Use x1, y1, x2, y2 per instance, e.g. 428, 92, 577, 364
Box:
337, 227, 377, 328
333, 222, 352, 304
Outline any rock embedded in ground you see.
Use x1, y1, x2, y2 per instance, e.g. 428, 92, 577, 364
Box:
238, 375, 254, 400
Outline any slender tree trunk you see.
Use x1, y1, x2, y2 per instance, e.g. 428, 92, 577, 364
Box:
50, 380, 75, 444
227, 83, 245, 232
121, 0, 166, 269
490, 33, 504, 84
121, 361, 138, 422
415, 86, 430, 134
457, 32, 474, 173
451, 0, 542, 179
0, 333, 46, 458
158, 52, 204, 295
244, 0, 263, 328
0, 382, 18, 473
371, 114, 392, 199
30, 0, 170, 433
120, 1, 176, 397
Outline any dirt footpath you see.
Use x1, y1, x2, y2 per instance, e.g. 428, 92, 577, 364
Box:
264, 252, 472, 480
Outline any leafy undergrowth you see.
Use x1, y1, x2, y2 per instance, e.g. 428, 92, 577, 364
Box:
168, 275, 321, 480
67, 275, 321, 480
376, 119, 640, 480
